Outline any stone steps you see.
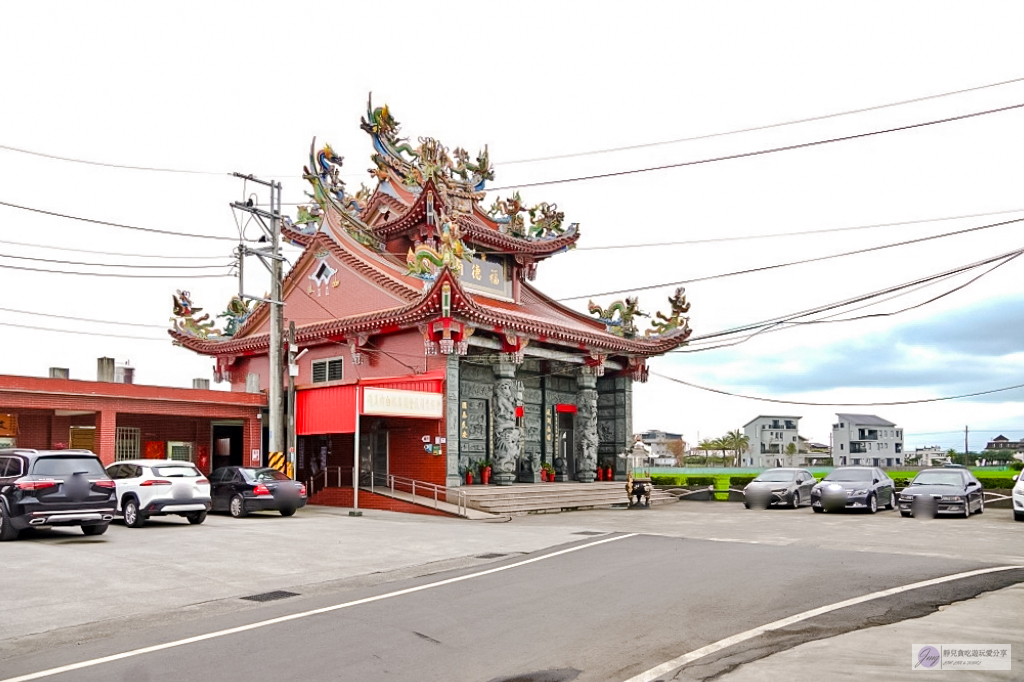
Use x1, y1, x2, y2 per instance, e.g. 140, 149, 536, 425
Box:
458, 481, 675, 515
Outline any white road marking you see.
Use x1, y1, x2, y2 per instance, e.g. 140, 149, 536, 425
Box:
622, 564, 1023, 682
0, 533, 637, 682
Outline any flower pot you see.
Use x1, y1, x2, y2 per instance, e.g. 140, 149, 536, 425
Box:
540, 470, 548, 482
466, 471, 474, 485
606, 466, 614, 480
482, 466, 492, 485
597, 467, 605, 481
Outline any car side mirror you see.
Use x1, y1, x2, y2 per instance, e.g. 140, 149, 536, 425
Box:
967, 481, 979, 487
872, 478, 879, 485
1014, 474, 1019, 482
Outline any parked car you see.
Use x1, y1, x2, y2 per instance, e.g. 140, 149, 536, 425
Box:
105, 460, 211, 527
897, 466, 984, 518
1013, 473, 1023, 522
810, 466, 895, 514
0, 449, 116, 541
743, 468, 816, 509
209, 466, 307, 518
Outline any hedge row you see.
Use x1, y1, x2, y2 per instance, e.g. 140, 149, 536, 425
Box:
651, 474, 718, 487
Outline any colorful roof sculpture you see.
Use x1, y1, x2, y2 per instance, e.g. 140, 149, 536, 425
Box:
170, 97, 693, 377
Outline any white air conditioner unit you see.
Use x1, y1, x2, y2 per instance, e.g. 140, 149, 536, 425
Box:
166, 441, 194, 462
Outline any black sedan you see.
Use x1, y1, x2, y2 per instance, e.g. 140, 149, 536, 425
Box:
743, 468, 816, 509
209, 466, 307, 518
810, 466, 895, 514
898, 467, 984, 518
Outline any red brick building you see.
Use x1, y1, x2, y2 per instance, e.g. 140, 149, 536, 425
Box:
170, 100, 692, 496
0, 362, 264, 471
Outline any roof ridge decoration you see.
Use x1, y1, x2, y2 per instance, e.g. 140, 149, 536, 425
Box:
405, 192, 475, 280
487, 191, 579, 242
588, 287, 693, 341
170, 290, 222, 340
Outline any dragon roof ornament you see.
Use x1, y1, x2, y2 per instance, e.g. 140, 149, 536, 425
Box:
589, 287, 693, 341
361, 94, 494, 202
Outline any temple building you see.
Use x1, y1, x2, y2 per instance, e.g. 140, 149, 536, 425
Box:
170, 99, 693, 493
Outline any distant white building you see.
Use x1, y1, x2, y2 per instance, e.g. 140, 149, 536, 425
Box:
637, 430, 686, 466
903, 446, 948, 467
832, 414, 904, 467
743, 415, 804, 467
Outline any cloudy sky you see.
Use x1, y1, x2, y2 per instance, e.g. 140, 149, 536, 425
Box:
3, 1, 1024, 452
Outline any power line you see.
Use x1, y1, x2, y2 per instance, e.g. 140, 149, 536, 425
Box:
0, 306, 169, 329
0, 237, 231, 260
0, 143, 233, 176
0, 252, 232, 270
0, 321, 167, 342
558, 216, 1024, 301
0, 199, 247, 242
487, 102, 1024, 192
650, 371, 1024, 406
498, 75, 1024, 165
0, 262, 233, 279
670, 247, 1023, 352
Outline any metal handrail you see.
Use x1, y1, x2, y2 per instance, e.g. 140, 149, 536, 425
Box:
368, 471, 468, 517
307, 466, 353, 497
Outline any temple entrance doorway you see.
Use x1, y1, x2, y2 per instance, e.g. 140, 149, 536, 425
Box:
557, 412, 575, 481
359, 420, 389, 484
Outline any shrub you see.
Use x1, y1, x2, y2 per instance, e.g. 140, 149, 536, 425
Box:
892, 477, 914, 488
1009, 460, 1024, 471
651, 474, 687, 486
980, 477, 1016, 490
729, 475, 758, 488
685, 475, 718, 487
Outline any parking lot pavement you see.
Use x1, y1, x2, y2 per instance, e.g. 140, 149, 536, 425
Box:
509, 500, 1024, 566
0, 505, 586, 652
713, 581, 1024, 682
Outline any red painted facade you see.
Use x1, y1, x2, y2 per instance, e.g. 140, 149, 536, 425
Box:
0, 374, 264, 471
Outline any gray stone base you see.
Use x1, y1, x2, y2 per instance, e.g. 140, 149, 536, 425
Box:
519, 471, 541, 483
554, 474, 571, 482
446, 475, 463, 488
493, 473, 516, 486
577, 472, 596, 483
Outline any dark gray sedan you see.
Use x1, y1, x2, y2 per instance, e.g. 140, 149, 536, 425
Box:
898, 467, 984, 518
743, 468, 816, 509
810, 466, 895, 514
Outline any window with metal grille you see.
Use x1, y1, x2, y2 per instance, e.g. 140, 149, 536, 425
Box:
312, 357, 343, 383
167, 441, 194, 462
115, 427, 141, 461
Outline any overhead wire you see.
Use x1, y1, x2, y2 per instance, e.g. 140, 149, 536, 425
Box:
0, 199, 249, 242
0, 306, 169, 329
0, 252, 232, 270
0, 262, 233, 279
0, 237, 233, 260
555, 216, 1024, 301
0, 321, 168, 342
498, 75, 1024, 165
486, 102, 1024, 192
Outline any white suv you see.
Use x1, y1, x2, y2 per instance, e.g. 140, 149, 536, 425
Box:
1013, 473, 1023, 522
105, 460, 212, 528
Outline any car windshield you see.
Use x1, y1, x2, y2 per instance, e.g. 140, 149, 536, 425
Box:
911, 471, 963, 486
753, 471, 795, 483
243, 467, 291, 482
154, 466, 202, 477
823, 469, 872, 482
32, 456, 106, 476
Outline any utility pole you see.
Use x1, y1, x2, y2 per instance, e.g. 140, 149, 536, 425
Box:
231, 174, 285, 466
288, 320, 298, 479
965, 425, 969, 463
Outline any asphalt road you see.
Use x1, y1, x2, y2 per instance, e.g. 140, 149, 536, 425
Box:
2, 517, 1021, 682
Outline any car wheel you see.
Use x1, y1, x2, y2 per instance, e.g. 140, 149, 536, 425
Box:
791, 491, 801, 509
186, 511, 207, 525
124, 498, 145, 528
884, 493, 895, 511
867, 494, 877, 514
0, 502, 19, 542
743, 502, 750, 509
963, 499, 971, 519
229, 494, 247, 518
977, 497, 984, 514
279, 507, 296, 517
812, 505, 824, 513
1015, 511, 1024, 522
81, 523, 108, 536
900, 511, 912, 518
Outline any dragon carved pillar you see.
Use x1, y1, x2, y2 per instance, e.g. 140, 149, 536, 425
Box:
491, 359, 520, 486
575, 369, 599, 483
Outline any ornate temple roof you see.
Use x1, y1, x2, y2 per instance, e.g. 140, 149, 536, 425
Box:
170, 98, 693, 368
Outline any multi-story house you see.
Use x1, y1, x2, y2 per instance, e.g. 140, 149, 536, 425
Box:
903, 445, 949, 467
743, 415, 802, 467
984, 435, 1024, 453
832, 414, 903, 467
637, 430, 686, 466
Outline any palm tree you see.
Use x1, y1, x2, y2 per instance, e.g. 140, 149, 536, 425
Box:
698, 438, 717, 466
725, 429, 750, 468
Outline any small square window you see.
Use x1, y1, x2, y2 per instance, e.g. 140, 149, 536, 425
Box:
312, 357, 343, 383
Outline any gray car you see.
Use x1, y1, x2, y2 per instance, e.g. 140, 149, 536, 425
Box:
743, 468, 816, 509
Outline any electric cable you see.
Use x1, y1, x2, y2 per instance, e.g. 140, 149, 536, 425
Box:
0, 252, 232, 270
556, 216, 1024, 301
0, 306, 168, 329
0, 199, 249, 242
0, 237, 233, 260
0, 321, 168, 341
649, 371, 1024, 406
487, 102, 1024, 192
0, 262, 233, 279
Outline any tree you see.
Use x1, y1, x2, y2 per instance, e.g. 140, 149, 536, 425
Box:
666, 438, 685, 465
724, 429, 750, 467
785, 442, 798, 463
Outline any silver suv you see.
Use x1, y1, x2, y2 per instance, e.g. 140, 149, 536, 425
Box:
105, 460, 212, 527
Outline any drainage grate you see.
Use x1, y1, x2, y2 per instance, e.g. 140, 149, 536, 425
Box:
475, 553, 508, 559
240, 590, 299, 603
572, 531, 605, 536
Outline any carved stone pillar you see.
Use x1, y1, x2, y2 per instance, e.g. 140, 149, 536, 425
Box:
445, 353, 462, 488
575, 370, 599, 483
492, 360, 520, 486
